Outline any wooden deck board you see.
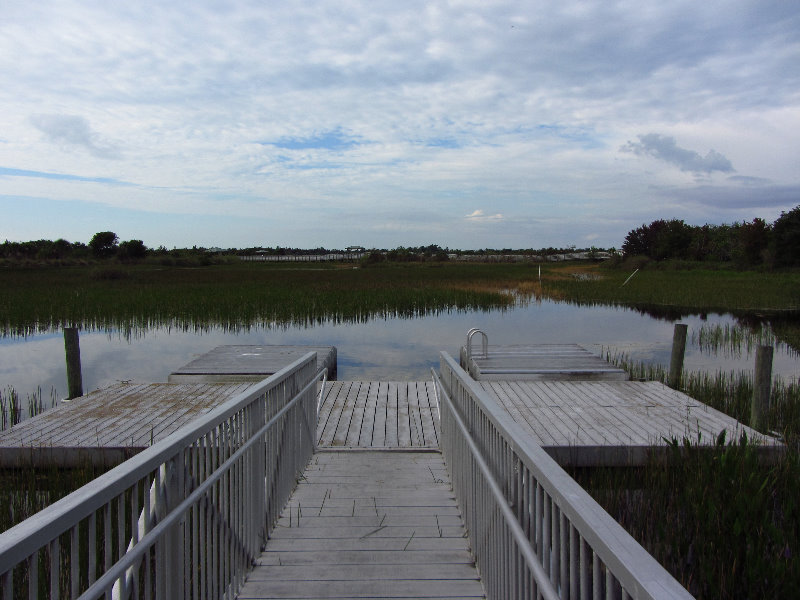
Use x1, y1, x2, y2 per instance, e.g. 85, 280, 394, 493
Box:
461, 343, 628, 381
0, 382, 253, 466
317, 382, 438, 449
238, 451, 484, 600
478, 380, 782, 466
168, 344, 337, 382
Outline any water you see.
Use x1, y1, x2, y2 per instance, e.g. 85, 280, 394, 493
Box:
1, 299, 798, 402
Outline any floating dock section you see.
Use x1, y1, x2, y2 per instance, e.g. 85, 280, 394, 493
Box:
168, 344, 337, 382
460, 343, 628, 381
0, 342, 782, 469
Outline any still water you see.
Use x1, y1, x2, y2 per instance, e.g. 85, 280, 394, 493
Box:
1, 299, 798, 402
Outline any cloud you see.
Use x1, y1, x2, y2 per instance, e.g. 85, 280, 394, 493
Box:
29, 114, 122, 159
620, 133, 734, 174
465, 209, 503, 221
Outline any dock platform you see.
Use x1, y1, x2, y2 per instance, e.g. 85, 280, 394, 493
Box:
0, 377, 780, 468
168, 344, 337, 383
460, 343, 628, 381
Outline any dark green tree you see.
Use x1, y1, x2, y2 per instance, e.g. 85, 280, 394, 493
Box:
88, 231, 119, 258
118, 239, 147, 260
772, 205, 800, 267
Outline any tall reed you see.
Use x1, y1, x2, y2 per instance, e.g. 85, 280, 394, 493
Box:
580, 354, 800, 597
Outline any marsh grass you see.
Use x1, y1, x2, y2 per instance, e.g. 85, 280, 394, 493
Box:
0, 262, 531, 337
583, 353, 800, 597
543, 265, 800, 314
0, 386, 57, 430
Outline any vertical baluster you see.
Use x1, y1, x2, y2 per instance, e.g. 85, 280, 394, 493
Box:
49, 538, 59, 600
143, 474, 153, 600
542, 493, 551, 579
593, 552, 601, 599
605, 569, 615, 600
192, 443, 200, 600
580, 536, 589, 600
27, 551, 37, 600
560, 511, 567, 597
117, 493, 126, 597
87, 511, 97, 588
569, 524, 578, 600
70, 523, 80, 599
104, 501, 112, 575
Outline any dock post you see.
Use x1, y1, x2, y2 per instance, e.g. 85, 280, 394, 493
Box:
751, 345, 774, 431
64, 327, 83, 399
668, 323, 687, 389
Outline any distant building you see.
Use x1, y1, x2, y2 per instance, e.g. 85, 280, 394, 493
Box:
346, 246, 366, 252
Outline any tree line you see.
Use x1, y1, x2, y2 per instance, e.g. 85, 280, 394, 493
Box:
621, 205, 800, 268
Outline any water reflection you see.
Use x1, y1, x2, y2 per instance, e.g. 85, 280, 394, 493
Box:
1, 300, 798, 401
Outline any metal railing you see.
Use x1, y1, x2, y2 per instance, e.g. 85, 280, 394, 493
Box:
0, 352, 321, 599
435, 352, 694, 600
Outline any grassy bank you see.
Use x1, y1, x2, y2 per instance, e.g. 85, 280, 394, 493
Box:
542, 262, 800, 314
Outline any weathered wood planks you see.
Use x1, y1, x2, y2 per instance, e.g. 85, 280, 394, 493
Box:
237, 451, 485, 600
460, 343, 629, 381
0, 382, 253, 467
317, 382, 439, 449
479, 379, 784, 466
168, 344, 337, 382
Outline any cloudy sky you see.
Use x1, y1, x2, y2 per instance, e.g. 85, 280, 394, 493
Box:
1, 1, 798, 250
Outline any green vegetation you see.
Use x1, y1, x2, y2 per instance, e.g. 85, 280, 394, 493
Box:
543, 264, 800, 314
573, 434, 800, 599
620, 204, 800, 267
0, 261, 535, 337
573, 352, 800, 598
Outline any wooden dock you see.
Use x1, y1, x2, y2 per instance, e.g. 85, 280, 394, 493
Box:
237, 451, 485, 600
0, 382, 253, 467
0, 376, 779, 468
168, 345, 337, 382
460, 343, 628, 381
478, 379, 782, 466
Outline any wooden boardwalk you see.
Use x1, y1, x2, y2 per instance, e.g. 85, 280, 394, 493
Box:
461, 343, 628, 381
480, 379, 783, 466
238, 451, 485, 600
317, 381, 439, 449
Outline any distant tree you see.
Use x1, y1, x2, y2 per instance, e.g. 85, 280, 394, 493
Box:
772, 205, 800, 267
735, 218, 771, 266
89, 231, 119, 258
118, 239, 148, 261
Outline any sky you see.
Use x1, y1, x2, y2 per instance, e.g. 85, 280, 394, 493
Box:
1, 1, 798, 251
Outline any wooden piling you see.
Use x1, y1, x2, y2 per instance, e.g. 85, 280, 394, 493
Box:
64, 327, 83, 399
668, 323, 687, 389
751, 345, 774, 431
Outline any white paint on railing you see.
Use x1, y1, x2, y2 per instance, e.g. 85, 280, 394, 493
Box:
0, 353, 322, 599
436, 351, 694, 600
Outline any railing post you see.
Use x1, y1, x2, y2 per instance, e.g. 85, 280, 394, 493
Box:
668, 323, 688, 389
751, 345, 774, 431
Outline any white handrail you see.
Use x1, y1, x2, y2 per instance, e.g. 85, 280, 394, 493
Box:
0, 352, 321, 599
432, 369, 559, 600
466, 327, 488, 359
437, 352, 694, 599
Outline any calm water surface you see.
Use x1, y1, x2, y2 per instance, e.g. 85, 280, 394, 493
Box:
1, 299, 798, 402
